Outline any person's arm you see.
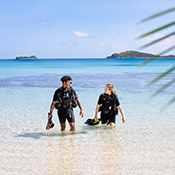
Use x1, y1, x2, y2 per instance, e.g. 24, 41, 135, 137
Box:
94, 94, 103, 121
117, 105, 125, 123
48, 101, 56, 119
94, 104, 100, 121
76, 98, 84, 117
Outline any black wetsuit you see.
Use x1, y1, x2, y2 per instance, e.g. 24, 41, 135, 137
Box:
53, 86, 78, 124
98, 93, 120, 124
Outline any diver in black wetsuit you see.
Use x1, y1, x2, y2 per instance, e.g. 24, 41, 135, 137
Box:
94, 83, 125, 126
48, 76, 84, 131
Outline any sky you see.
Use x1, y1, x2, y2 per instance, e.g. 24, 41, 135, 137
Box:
0, 0, 175, 59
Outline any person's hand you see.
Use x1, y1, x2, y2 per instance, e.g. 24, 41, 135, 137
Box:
80, 110, 84, 118
94, 116, 97, 121
48, 113, 53, 119
122, 117, 125, 123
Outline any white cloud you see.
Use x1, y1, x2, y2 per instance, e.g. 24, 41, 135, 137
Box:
36, 21, 49, 25
60, 41, 106, 48
74, 31, 89, 37
60, 41, 79, 46
84, 42, 106, 47
98, 42, 106, 47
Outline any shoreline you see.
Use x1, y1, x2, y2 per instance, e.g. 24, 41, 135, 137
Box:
1, 57, 175, 60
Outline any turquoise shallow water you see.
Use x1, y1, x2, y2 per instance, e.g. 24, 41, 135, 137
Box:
0, 58, 175, 174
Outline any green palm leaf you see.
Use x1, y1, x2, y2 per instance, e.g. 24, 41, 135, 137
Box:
151, 77, 175, 98
137, 21, 175, 39
139, 55, 160, 66
161, 97, 175, 112
146, 66, 175, 87
139, 31, 175, 50
140, 45, 175, 66
137, 7, 175, 24
158, 45, 175, 56
167, 97, 175, 105
137, 7, 175, 108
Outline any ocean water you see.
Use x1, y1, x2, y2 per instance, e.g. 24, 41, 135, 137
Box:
0, 58, 175, 175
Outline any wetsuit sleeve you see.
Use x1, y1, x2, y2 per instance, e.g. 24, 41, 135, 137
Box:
72, 88, 78, 99
53, 90, 59, 101
97, 94, 103, 105
115, 95, 120, 107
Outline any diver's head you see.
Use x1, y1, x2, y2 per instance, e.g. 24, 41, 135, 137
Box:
61, 75, 72, 88
105, 83, 116, 95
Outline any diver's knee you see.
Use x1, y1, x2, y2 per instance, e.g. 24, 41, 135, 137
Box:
109, 122, 115, 127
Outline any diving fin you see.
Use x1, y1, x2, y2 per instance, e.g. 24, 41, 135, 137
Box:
93, 119, 100, 125
84, 118, 101, 125
46, 118, 54, 130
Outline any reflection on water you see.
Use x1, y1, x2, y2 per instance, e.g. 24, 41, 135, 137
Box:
1, 116, 175, 174
44, 126, 124, 175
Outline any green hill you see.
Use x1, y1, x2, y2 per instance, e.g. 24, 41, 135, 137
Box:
106, 51, 175, 58
16, 55, 37, 59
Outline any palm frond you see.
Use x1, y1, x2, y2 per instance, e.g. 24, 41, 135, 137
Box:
137, 7, 175, 24
137, 21, 175, 39
158, 45, 175, 56
140, 45, 175, 66
167, 96, 175, 105
151, 78, 175, 98
139, 31, 175, 50
139, 55, 160, 66
140, 44, 175, 66
146, 66, 175, 87
161, 97, 175, 112
137, 7, 175, 108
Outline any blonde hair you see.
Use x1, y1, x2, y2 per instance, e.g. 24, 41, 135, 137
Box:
106, 83, 116, 94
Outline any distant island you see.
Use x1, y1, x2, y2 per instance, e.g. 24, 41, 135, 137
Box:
16, 55, 37, 59
106, 51, 175, 58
